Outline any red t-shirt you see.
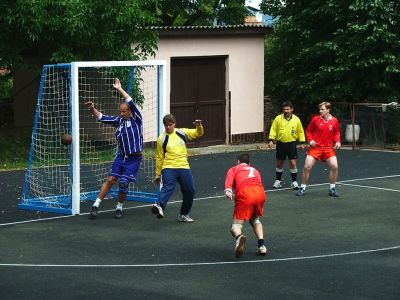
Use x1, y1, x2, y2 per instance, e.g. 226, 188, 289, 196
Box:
225, 163, 264, 194
306, 115, 340, 147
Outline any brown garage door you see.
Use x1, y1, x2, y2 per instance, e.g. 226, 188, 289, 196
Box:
171, 56, 226, 147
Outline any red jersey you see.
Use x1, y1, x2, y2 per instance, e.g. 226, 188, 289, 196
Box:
224, 163, 264, 194
306, 115, 340, 147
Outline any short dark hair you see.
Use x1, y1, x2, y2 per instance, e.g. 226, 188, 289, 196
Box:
163, 114, 176, 125
282, 101, 293, 109
237, 153, 250, 164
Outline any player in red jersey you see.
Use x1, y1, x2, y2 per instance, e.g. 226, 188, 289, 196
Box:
296, 101, 341, 197
224, 153, 267, 258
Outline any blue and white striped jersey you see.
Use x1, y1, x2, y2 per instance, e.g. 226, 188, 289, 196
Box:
97, 98, 143, 156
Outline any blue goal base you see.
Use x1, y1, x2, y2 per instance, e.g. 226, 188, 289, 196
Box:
19, 189, 158, 215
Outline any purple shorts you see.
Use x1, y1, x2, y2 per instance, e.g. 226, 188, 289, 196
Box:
109, 154, 142, 183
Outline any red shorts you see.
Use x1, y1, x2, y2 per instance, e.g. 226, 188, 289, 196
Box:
307, 146, 336, 161
234, 186, 266, 221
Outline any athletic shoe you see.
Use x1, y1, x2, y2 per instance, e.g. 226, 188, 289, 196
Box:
296, 188, 306, 196
177, 214, 194, 223
257, 245, 268, 256
291, 181, 300, 190
151, 203, 164, 218
329, 187, 339, 197
115, 209, 123, 219
272, 180, 282, 188
90, 206, 98, 219
235, 235, 246, 258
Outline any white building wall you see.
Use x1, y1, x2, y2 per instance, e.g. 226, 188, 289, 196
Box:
154, 35, 265, 136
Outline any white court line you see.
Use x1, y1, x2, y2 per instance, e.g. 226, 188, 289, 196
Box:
1, 174, 399, 227
1, 175, 399, 268
340, 183, 400, 193
0, 245, 399, 268
338, 174, 400, 183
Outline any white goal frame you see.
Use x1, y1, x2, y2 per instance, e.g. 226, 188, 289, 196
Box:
19, 60, 167, 215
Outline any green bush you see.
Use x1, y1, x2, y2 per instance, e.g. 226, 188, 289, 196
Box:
0, 75, 12, 102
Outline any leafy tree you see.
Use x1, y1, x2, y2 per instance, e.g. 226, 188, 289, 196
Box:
0, 0, 160, 73
261, 0, 400, 107
0, 0, 250, 72
157, 0, 249, 26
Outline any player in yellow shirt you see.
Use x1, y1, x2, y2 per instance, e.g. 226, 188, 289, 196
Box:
152, 114, 204, 222
268, 101, 305, 189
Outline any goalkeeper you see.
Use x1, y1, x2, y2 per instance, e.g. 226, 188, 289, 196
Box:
85, 78, 143, 219
224, 153, 267, 258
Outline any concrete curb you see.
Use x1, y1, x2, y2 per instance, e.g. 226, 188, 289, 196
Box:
188, 143, 266, 156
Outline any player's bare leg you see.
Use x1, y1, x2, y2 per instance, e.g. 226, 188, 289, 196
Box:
326, 156, 338, 183
250, 217, 267, 255
301, 155, 316, 185
231, 219, 246, 258
326, 156, 339, 197
90, 176, 117, 219
296, 155, 316, 196
98, 176, 117, 199
276, 159, 284, 169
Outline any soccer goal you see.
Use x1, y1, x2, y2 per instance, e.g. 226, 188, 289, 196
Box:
19, 61, 167, 215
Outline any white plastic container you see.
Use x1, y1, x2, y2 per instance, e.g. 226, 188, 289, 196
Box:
345, 124, 360, 142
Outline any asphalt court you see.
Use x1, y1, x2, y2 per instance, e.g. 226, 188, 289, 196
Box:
0, 149, 399, 299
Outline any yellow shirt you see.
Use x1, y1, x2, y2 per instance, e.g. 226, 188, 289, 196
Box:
268, 114, 305, 143
155, 125, 204, 178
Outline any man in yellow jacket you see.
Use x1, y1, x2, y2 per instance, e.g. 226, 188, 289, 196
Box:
268, 101, 305, 189
152, 114, 204, 223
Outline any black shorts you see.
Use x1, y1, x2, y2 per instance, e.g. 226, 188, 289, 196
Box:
276, 141, 298, 160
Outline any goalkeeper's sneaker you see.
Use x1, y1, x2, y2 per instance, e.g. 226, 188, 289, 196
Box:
329, 187, 339, 197
90, 206, 98, 219
177, 214, 194, 223
235, 235, 246, 258
115, 209, 123, 219
151, 203, 164, 218
291, 181, 300, 190
257, 245, 268, 256
272, 180, 282, 189
296, 188, 306, 196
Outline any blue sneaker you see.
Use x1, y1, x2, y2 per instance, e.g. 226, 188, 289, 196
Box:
329, 188, 339, 197
296, 188, 306, 196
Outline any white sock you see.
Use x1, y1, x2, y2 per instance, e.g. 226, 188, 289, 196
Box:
93, 198, 102, 207
300, 184, 307, 190
330, 184, 336, 190
116, 202, 123, 210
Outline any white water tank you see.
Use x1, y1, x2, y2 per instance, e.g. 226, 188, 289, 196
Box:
345, 124, 360, 142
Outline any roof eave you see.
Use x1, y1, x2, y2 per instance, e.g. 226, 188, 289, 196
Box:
152, 25, 273, 37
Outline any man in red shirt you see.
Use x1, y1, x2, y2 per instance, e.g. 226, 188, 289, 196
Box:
224, 153, 267, 258
296, 101, 341, 197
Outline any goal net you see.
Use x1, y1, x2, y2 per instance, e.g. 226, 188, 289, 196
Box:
19, 61, 166, 215
332, 102, 400, 149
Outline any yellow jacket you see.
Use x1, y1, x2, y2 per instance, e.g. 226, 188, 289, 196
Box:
155, 125, 204, 178
268, 114, 305, 143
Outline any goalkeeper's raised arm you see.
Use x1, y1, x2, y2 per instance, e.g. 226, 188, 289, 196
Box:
113, 78, 130, 100
114, 78, 142, 121
85, 101, 101, 119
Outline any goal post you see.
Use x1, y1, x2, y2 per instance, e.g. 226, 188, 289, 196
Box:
19, 61, 167, 215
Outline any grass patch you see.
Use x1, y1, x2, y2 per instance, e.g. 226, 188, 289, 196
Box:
0, 127, 32, 170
